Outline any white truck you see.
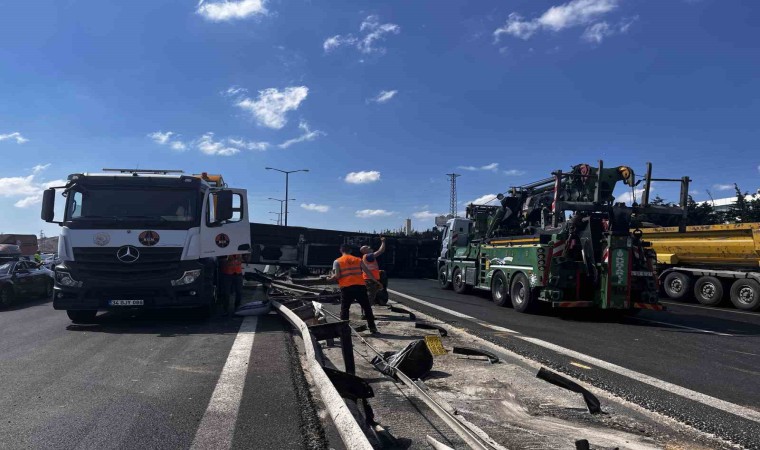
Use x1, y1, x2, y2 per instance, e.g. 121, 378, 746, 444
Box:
40, 169, 250, 323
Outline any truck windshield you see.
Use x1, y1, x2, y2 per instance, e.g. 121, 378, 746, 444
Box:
65, 187, 201, 229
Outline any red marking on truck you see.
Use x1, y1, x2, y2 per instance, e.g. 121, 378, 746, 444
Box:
634, 302, 664, 311
555, 301, 594, 308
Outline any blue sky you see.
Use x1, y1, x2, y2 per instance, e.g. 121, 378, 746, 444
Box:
1, 0, 759, 236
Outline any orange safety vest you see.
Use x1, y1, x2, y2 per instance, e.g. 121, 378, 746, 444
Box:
362, 254, 380, 280
221, 255, 242, 275
336, 254, 364, 287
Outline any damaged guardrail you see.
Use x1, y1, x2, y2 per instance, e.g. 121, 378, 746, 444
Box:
272, 298, 373, 450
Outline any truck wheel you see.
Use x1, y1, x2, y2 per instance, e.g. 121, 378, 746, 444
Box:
729, 279, 760, 311
66, 310, 97, 323
693, 276, 724, 306
663, 272, 691, 300
491, 271, 510, 307
0, 286, 14, 308
439, 266, 452, 290
510, 273, 535, 313
452, 267, 470, 294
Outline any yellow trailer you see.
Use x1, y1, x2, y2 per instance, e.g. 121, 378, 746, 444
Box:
641, 223, 760, 310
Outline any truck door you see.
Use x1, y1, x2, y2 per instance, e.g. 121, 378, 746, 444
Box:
200, 189, 252, 257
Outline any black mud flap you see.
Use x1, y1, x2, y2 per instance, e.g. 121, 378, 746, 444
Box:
371, 340, 434, 380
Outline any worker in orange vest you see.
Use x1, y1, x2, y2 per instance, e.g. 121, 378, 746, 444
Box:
220, 254, 244, 314
360, 236, 386, 311
327, 244, 382, 333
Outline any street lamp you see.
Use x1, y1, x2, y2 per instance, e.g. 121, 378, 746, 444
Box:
265, 167, 309, 226
268, 211, 283, 226
268, 197, 295, 226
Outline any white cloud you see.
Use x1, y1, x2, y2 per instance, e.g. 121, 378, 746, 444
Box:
278, 121, 325, 149
757, 165, 760, 174
236, 86, 309, 129
228, 138, 269, 151
196, 132, 240, 156
458, 163, 499, 172
323, 15, 400, 55
0, 132, 29, 144
370, 90, 398, 104
504, 169, 526, 176
468, 194, 499, 205
412, 211, 442, 220
345, 170, 381, 184
223, 85, 248, 97
356, 209, 394, 218
32, 164, 50, 174
148, 131, 187, 152
0, 165, 65, 208
582, 22, 612, 43
494, 0, 620, 41
301, 203, 330, 213
713, 183, 734, 191
196, 0, 267, 22
615, 188, 646, 205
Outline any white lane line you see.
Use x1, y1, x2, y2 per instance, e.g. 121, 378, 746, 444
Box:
661, 301, 760, 317
388, 289, 760, 425
389, 290, 519, 333
632, 317, 734, 337
190, 316, 258, 450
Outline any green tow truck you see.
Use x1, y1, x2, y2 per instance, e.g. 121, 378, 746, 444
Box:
437, 161, 691, 313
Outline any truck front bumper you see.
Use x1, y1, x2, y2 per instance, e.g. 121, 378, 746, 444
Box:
52, 263, 214, 311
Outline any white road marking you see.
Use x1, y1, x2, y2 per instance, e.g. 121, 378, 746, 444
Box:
389, 290, 519, 333
661, 301, 760, 317
388, 289, 760, 425
632, 317, 733, 336
190, 316, 258, 450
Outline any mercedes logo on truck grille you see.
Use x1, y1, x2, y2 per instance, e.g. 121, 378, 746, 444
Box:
116, 245, 140, 263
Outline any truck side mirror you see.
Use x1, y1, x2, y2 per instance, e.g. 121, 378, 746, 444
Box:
41, 189, 56, 222
215, 190, 234, 222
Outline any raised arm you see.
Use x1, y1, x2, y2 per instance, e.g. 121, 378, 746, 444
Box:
373, 237, 386, 258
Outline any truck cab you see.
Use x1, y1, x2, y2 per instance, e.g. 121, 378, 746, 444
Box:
40, 169, 250, 322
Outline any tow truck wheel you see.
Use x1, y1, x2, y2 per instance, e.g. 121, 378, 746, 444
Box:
66, 310, 97, 324
729, 279, 760, 311
491, 271, 510, 307
693, 276, 724, 306
439, 266, 452, 290
510, 273, 535, 313
452, 267, 470, 294
0, 286, 14, 308
663, 272, 691, 300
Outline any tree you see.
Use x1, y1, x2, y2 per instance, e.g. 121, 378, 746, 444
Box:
686, 195, 720, 226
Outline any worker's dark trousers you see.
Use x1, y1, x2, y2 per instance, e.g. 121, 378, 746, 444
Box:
340, 284, 377, 330
221, 273, 243, 311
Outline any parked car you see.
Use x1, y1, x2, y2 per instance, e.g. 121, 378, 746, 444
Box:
0, 260, 54, 307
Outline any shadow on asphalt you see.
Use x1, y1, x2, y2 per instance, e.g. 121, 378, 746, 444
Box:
63, 307, 251, 337
1, 296, 53, 311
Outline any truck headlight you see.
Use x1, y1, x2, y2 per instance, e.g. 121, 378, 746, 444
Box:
171, 269, 202, 286
56, 271, 83, 288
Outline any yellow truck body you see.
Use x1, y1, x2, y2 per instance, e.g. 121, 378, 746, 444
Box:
640, 223, 760, 310
642, 223, 760, 268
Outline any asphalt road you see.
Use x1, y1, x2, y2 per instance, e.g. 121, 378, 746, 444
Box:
388, 278, 760, 449
0, 295, 323, 450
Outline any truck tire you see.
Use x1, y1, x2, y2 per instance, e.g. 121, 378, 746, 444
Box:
510, 273, 535, 313
663, 272, 691, 300
491, 271, 510, 307
439, 266, 452, 290
452, 267, 470, 294
729, 279, 760, 311
66, 310, 97, 323
693, 276, 724, 306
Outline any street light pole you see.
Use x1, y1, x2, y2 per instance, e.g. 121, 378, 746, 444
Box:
268, 197, 295, 227
265, 167, 309, 226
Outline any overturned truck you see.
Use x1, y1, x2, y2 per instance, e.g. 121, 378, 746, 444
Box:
438, 161, 690, 313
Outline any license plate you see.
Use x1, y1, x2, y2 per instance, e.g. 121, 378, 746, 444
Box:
109, 300, 144, 306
